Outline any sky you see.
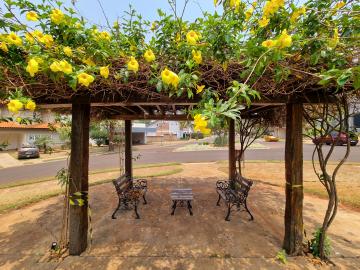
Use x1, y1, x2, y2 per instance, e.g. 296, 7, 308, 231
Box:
61, 0, 219, 28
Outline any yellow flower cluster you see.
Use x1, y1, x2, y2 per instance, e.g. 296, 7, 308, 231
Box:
63, 46, 72, 57
0, 42, 8, 52
262, 29, 292, 49
196, 85, 205, 94
26, 58, 39, 77
186, 30, 200, 45
82, 57, 96, 67
334, 1, 345, 10
26, 11, 38, 21
77, 73, 95, 87
100, 66, 109, 78
192, 50, 202, 64
290, 6, 306, 24
328, 28, 339, 48
26, 30, 54, 47
259, 17, 270, 27
7, 99, 23, 114
25, 100, 36, 111
161, 68, 180, 88
7, 32, 22, 46
144, 49, 156, 63
50, 9, 65, 25
98, 31, 111, 41
263, 0, 284, 18
194, 114, 211, 135
229, 0, 241, 12
50, 60, 73, 74
245, 7, 254, 21
127, 57, 139, 73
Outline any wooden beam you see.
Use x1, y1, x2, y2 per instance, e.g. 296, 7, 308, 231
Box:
69, 102, 90, 255
110, 114, 191, 121
283, 103, 303, 255
228, 118, 236, 181
125, 120, 133, 180
137, 105, 149, 114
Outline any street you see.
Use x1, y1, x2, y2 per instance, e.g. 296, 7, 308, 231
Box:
0, 141, 359, 185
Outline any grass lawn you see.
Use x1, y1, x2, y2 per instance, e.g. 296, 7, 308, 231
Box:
219, 161, 360, 209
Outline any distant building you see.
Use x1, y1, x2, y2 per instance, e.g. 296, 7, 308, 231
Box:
146, 121, 191, 142
0, 107, 61, 150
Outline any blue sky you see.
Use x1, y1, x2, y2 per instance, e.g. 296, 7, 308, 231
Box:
63, 0, 218, 27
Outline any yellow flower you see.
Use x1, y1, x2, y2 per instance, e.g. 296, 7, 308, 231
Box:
196, 85, 205, 94
50, 9, 65, 25
252, 1, 258, 7
26, 11, 38, 21
25, 33, 34, 44
144, 49, 156, 63
100, 66, 109, 78
127, 56, 139, 73
194, 114, 211, 135
7, 99, 23, 114
277, 29, 292, 49
229, 0, 241, 12
259, 17, 270, 27
26, 58, 39, 77
32, 30, 43, 39
82, 58, 96, 66
245, 7, 254, 21
0, 42, 8, 53
99, 31, 111, 41
192, 50, 202, 64
25, 100, 36, 111
59, 60, 73, 74
7, 32, 22, 46
77, 73, 95, 87
186, 30, 200, 45
334, 1, 345, 9
263, 0, 284, 17
50, 61, 62, 72
161, 68, 180, 88
40, 34, 54, 47
329, 28, 339, 48
63, 46, 72, 57
262, 39, 276, 48
290, 6, 306, 24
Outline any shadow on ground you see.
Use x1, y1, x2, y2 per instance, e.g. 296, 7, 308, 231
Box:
0, 176, 359, 269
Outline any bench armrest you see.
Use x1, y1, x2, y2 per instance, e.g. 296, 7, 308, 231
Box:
133, 178, 147, 190
216, 180, 230, 190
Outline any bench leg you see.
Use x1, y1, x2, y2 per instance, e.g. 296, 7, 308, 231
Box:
225, 203, 231, 221
187, 201, 193, 216
111, 198, 121, 219
171, 200, 177, 215
244, 200, 254, 221
142, 194, 147, 205
216, 194, 221, 206
134, 201, 140, 219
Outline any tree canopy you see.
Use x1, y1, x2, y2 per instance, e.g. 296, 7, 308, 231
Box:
0, 0, 359, 132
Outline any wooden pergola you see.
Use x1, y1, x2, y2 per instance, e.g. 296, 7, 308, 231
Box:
37, 94, 304, 256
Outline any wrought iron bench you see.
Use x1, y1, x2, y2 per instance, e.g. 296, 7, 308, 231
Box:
216, 173, 254, 221
112, 175, 147, 219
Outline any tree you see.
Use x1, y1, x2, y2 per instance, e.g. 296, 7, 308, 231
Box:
303, 92, 355, 260
90, 122, 108, 147
236, 113, 269, 176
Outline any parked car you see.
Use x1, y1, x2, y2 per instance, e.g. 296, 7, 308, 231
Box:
18, 144, 40, 159
312, 131, 359, 146
264, 135, 280, 142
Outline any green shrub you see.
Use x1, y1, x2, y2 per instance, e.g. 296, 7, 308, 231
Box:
214, 135, 228, 146
310, 228, 331, 258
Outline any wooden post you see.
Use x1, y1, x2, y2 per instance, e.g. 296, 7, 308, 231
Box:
125, 120, 133, 179
69, 102, 90, 255
228, 118, 236, 180
283, 103, 304, 255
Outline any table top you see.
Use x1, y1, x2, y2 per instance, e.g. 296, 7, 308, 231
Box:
171, 188, 193, 200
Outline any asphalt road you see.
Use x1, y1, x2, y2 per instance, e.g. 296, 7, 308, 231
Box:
0, 141, 359, 185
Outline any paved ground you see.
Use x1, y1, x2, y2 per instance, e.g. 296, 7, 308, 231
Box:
0, 165, 359, 269
0, 141, 359, 185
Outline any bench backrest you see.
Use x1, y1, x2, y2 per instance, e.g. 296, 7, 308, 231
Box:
112, 174, 131, 195
233, 172, 253, 196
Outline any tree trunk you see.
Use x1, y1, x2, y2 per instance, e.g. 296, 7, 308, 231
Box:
283, 103, 304, 255
69, 102, 90, 255
108, 121, 115, 152
228, 118, 236, 181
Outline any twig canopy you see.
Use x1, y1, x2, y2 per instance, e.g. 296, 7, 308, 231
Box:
0, 0, 358, 126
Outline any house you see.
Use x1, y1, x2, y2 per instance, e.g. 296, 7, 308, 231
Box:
146, 121, 190, 142
0, 107, 61, 150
